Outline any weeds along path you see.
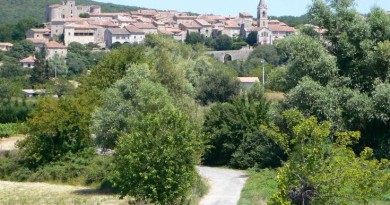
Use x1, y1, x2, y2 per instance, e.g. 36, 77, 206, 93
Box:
198, 166, 248, 205
0, 180, 128, 205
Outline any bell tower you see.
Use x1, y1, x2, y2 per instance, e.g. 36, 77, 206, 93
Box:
257, 0, 268, 28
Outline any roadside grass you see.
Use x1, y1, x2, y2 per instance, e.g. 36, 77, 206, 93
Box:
238, 169, 277, 205
0, 180, 129, 205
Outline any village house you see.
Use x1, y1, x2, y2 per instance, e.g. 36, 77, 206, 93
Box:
158, 27, 187, 42
132, 23, 158, 34
20, 56, 36, 68
0, 42, 13, 52
45, 41, 68, 59
64, 21, 105, 46
174, 15, 197, 25
104, 26, 145, 48
237, 77, 260, 89
26, 28, 51, 43
130, 9, 158, 19
27, 38, 47, 52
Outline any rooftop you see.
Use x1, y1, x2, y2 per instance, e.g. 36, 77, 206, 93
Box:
125, 25, 145, 34
46, 41, 67, 49
20, 56, 36, 63
107, 28, 130, 35
237, 77, 260, 83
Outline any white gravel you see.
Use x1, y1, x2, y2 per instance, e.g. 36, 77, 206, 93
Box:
198, 166, 248, 205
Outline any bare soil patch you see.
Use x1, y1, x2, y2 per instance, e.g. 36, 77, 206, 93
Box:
0, 135, 25, 153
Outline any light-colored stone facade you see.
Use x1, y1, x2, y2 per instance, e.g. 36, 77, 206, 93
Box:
45, 41, 68, 59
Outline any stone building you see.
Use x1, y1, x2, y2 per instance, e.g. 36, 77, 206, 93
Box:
64, 21, 105, 46
0, 43, 13, 52
241, 0, 296, 45
26, 28, 51, 43
46, 0, 101, 22
104, 26, 145, 48
45, 41, 68, 59
20, 56, 36, 68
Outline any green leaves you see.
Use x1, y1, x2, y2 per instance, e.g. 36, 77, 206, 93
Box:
269, 111, 390, 205
112, 106, 202, 205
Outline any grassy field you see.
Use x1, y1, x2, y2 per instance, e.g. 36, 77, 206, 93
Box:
0, 180, 129, 205
238, 169, 278, 205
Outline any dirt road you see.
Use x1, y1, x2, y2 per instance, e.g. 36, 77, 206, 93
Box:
198, 166, 248, 205
0, 136, 24, 152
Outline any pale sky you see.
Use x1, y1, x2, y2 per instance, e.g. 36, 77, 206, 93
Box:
95, 0, 390, 16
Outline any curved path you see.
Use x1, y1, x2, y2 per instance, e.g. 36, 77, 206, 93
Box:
197, 166, 248, 205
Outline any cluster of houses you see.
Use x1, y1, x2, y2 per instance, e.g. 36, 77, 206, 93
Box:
0, 0, 296, 68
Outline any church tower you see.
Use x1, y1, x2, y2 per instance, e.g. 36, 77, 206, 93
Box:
257, 0, 268, 28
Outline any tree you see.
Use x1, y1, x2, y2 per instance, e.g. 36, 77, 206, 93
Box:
112, 106, 202, 205
91, 64, 174, 150
11, 19, 43, 41
276, 34, 338, 90
48, 54, 68, 78
18, 95, 95, 168
203, 85, 283, 168
196, 69, 240, 105
30, 57, 50, 84
308, 0, 390, 92
79, 13, 90, 18
246, 31, 258, 46
214, 34, 233, 50
185, 32, 206, 45
8, 40, 36, 59
268, 110, 390, 205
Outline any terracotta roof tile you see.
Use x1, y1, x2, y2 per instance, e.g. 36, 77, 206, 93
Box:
20, 56, 36, 63
46, 41, 67, 49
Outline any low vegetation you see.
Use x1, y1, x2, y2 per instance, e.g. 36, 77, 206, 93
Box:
238, 169, 277, 205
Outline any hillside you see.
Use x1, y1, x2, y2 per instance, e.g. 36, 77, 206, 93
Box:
0, 0, 142, 24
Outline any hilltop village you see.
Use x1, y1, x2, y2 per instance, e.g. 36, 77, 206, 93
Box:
4, 0, 296, 63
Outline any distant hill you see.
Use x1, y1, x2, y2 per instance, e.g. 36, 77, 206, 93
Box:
270, 14, 311, 27
0, 0, 142, 24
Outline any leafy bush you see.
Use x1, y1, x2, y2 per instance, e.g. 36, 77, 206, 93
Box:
0, 123, 21, 137
0, 100, 35, 123
0, 148, 112, 187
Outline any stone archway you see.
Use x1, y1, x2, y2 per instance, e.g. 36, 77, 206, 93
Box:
224, 54, 232, 63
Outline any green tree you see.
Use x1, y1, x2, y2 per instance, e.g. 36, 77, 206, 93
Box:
196, 69, 240, 105
112, 106, 202, 205
12, 19, 43, 41
203, 85, 282, 168
214, 34, 233, 51
276, 34, 338, 90
48, 54, 68, 78
268, 110, 390, 205
8, 40, 36, 59
18, 95, 95, 168
246, 31, 258, 46
185, 32, 206, 45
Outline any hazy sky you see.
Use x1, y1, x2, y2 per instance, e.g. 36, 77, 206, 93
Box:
95, 0, 390, 16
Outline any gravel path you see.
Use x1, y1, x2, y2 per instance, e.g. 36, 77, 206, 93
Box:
198, 166, 248, 205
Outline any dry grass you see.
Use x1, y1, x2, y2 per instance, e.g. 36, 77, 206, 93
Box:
0, 135, 25, 153
265, 92, 286, 102
0, 181, 129, 205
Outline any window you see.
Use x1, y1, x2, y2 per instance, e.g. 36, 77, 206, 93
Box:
116, 36, 119, 39
263, 21, 266, 27
121, 36, 125, 39
68, 32, 71, 36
